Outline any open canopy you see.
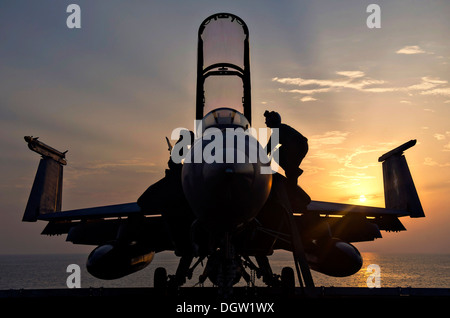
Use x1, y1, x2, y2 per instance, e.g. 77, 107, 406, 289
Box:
196, 13, 252, 124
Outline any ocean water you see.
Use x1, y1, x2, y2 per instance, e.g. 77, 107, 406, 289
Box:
0, 252, 449, 289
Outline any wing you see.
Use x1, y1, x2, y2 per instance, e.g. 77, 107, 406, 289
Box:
293, 200, 408, 244
22, 137, 178, 251
291, 140, 425, 243
38, 202, 173, 252
38, 202, 148, 221
307, 200, 408, 217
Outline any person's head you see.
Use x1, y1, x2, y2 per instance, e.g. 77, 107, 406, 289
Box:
177, 129, 195, 145
264, 110, 281, 128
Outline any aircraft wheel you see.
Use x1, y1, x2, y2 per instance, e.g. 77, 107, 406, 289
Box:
281, 266, 295, 295
154, 267, 168, 290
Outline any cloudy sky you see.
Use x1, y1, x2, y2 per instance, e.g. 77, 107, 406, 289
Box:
0, 0, 449, 254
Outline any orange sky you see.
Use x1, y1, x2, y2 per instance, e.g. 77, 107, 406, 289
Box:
0, 1, 449, 254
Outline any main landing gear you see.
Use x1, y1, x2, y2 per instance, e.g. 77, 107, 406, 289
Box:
153, 256, 298, 297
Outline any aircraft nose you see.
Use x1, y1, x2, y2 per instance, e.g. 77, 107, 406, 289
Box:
202, 161, 254, 184
182, 132, 272, 232
201, 162, 255, 202
184, 160, 267, 231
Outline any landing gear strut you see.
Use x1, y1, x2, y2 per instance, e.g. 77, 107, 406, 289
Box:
154, 267, 168, 290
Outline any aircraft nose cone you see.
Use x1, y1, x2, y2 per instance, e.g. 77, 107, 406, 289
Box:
201, 162, 254, 202
203, 162, 253, 183
182, 132, 272, 232
183, 160, 271, 232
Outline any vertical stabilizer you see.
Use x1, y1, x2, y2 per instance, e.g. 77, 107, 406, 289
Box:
378, 140, 425, 218
23, 137, 66, 222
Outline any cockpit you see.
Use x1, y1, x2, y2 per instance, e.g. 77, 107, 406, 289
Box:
201, 107, 250, 133
196, 13, 252, 124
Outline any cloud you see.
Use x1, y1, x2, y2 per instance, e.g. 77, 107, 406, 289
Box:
279, 87, 332, 95
335, 71, 365, 78
433, 132, 450, 152
66, 158, 157, 181
89, 159, 156, 170
301, 161, 325, 175
307, 140, 398, 193
396, 45, 427, 55
342, 145, 390, 169
420, 87, 450, 96
309, 151, 340, 160
309, 131, 349, 149
424, 157, 450, 167
329, 168, 376, 180
299, 96, 317, 102
444, 143, 450, 152
273, 72, 386, 95
407, 76, 447, 90
434, 134, 446, 141
273, 72, 450, 98
310, 139, 392, 171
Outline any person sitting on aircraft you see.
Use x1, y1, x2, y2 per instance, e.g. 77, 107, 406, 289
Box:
264, 110, 308, 186
168, 130, 195, 173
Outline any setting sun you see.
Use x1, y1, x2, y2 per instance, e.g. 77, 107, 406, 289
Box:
359, 195, 367, 203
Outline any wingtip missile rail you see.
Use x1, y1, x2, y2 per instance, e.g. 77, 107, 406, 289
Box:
378, 139, 416, 163
24, 136, 68, 165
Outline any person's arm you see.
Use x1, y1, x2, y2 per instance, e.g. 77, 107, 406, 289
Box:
264, 136, 274, 156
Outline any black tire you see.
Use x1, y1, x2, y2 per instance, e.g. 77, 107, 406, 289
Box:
281, 266, 295, 295
154, 267, 168, 290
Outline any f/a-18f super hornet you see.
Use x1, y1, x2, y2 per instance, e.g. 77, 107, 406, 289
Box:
22, 13, 424, 295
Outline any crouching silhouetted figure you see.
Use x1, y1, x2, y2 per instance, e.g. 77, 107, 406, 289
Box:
264, 110, 308, 187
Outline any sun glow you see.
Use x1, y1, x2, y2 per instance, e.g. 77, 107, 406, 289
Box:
359, 195, 367, 203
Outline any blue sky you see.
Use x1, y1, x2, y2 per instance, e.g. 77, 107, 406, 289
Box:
0, 0, 449, 254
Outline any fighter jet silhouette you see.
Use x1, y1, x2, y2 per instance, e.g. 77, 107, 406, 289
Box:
22, 13, 424, 296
